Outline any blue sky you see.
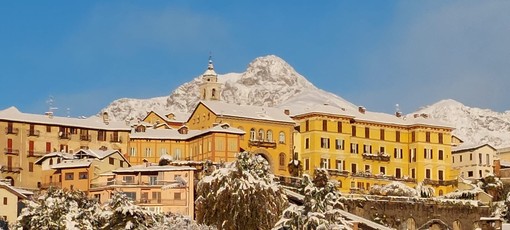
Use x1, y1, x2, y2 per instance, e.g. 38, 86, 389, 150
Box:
1, 1, 510, 117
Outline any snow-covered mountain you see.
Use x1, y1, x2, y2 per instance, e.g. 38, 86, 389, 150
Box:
101, 55, 356, 122
413, 99, 510, 148
101, 55, 510, 148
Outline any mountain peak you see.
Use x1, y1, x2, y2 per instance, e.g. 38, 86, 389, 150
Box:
424, 99, 466, 110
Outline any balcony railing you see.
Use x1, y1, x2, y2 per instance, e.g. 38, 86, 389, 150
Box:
135, 199, 187, 206
5, 127, 18, 135
248, 140, 277, 148
39, 182, 62, 189
59, 132, 71, 140
0, 166, 22, 173
90, 179, 185, 189
350, 171, 417, 183
4, 148, 20, 155
27, 150, 47, 158
362, 152, 390, 162
326, 169, 350, 177
276, 176, 303, 187
423, 178, 457, 186
27, 129, 40, 137
110, 135, 122, 143
80, 134, 91, 141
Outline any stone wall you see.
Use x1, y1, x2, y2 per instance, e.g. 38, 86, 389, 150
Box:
341, 197, 492, 229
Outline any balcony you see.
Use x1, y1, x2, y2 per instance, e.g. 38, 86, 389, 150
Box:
27, 150, 47, 158
326, 169, 350, 177
4, 148, 20, 155
362, 152, 390, 162
5, 127, 18, 135
110, 135, 122, 143
135, 199, 187, 206
423, 179, 457, 187
0, 166, 22, 173
248, 139, 277, 148
80, 134, 91, 141
350, 171, 417, 183
59, 132, 71, 140
39, 182, 62, 189
27, 129, 40, 137
90, 179, 185, 189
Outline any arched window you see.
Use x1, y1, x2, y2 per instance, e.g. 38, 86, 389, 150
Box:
212, 88, 216, 97
49, 158, 53, 165
250, 128, 256, 140
258, 129, 264, 141
203, 89, 206, 99
267, 130, 273, 142
439, 189, 443, 196
279, 132, 286, 144
279, 153, 286, 166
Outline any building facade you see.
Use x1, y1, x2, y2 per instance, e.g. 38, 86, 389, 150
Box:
0, 107, 130, 189
452, 144, 496, 180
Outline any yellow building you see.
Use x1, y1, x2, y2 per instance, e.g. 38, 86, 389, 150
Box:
0, 107, 130, 189
187, 101, 296, 176
292, 104, 456, 196
89, 164, 195, 217
127, 123, 244, 165
36, 149, 131, 193
0, 181, 32, 224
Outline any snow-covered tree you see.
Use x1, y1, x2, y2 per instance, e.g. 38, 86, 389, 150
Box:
16, 187, 103, 230
195, 151, 288, 230
151, 213, 216, 230
477, 173, 504, 200
274, 168, 349, 230
416, 182, 435, 198
100, 192, 159, 230
369, 181, 418, 197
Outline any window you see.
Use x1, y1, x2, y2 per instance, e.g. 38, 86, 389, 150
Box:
411, 131, 416, 142
160, 148, 167, 156
267, 130, 273, 142
460, 155, 463, 162
109, 157, 114, 165
351, 126, 356, 137
453, 156, 455, 163
305, 138, 310, 149
98, 130, 106, 141
123, 192, 136, 201
250, 128, 256, 140
438, 150, 444, 160
174, 148, 182, 160
65, 173, 74, 180
379, 146, 385, 154
364, 165, 370, 173
258, 129, 264, 140
394, 148, 403, 159
335, 139, 344, 150
426, 132, 431, 142
46, 142, 51, 153
305, 120, 309, 131
351, 143, 358, 154
479, 153, 482, 164
305, 159, 310, 170
468, 171, 474, 177
123, 176, 135, 184
426, 169, 431, 179
363, 144, 372, 153
279, 153, 286, 167
337, 121, 342, 133
279, 132, 286, 144
322, 120, 328, 131
365, 127, 370, 138
46, 125, 52, 133
336, 160, 343, 170
149, 176, 158, 185
486, 154, 490, 166
379, 167, 386, 175
438, 133, 443, 144
120, 161, 124, 167
174, 192, 182, 200
29, 162, 33, 172
79, 172, 88, 179
396, 131, 400, 142
351, 163, 357, 173
411, 169, 416, 178
470, 153, 473, 161
395, 168, 401, 178
320, 138, 330, 149
438, 170, 444, 181
152, 191, 161, 202
145, 148, 152, 157
424, 148, 433, 159
49, 158, 54, 165
129, 147, 137, 157
320, 158, 330, 169
380, 129, 385, 140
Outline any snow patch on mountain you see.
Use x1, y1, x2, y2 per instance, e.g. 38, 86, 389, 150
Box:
101, 55, 355, 121
413, 99, 510, 147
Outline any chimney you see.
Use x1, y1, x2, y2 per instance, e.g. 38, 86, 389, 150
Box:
395, 111, 402, 118
102, 112, 109, 125
413, 114, 419, 118
284, 109, 290, 115
358, 106, 366, 114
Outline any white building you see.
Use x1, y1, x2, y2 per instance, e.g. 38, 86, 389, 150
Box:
452, 143, 496, 180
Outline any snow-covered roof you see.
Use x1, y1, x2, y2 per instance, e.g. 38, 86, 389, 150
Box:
289, 103, 355, 118
196, 101, 295, 124
0, 106, 130, 131
147, 110, 190, 123
34, 152, 74, 165
75, 149, 120, 160
0, 182, 30, 199
453, 143, 496, 153
130, 123, 245, 140
51, 159, 93, 169
112, 164, 196, 173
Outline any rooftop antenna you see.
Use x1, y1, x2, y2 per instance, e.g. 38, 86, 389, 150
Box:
45, 96, 58, 117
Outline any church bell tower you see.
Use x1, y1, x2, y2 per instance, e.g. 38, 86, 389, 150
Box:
198, 56, 222, 101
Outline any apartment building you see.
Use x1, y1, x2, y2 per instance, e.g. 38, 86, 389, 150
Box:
452, 144, 496, 180
0, 107, 130, 189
